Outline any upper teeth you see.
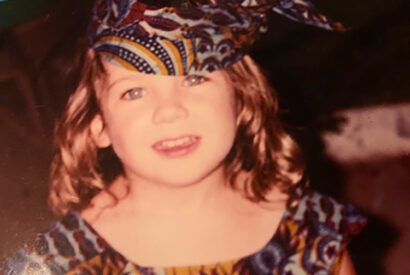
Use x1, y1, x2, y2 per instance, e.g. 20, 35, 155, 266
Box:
157, 136, 195, 149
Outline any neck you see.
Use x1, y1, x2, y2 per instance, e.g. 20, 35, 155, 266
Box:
108, 166, 239, 219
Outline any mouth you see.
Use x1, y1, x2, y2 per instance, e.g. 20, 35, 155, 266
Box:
152, 135, 201, 158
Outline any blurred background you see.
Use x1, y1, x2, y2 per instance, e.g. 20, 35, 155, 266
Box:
0, 0, 409, 274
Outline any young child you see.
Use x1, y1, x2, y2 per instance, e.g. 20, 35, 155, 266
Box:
3, 0, 366, 274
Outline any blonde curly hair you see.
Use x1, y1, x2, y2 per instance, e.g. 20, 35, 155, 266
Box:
49, 52, 304, 216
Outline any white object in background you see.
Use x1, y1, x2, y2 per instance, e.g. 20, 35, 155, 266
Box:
322, 103, 410, 163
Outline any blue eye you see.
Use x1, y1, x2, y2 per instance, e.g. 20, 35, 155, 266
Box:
183, 75, 207, 87
122, 88, 146, 100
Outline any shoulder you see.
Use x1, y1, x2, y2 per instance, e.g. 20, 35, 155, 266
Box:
276, 187, 367, 273
286, 188, 367, 242
2, 212, 112, 274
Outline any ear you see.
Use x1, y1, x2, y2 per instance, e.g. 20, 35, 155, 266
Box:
90, 114, 111, 148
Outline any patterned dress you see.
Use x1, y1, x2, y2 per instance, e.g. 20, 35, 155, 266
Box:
3, 187, 366, 275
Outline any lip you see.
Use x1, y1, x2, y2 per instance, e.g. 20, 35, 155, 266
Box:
152, 135, 201, 158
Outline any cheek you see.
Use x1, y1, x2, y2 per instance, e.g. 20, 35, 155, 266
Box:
202, 88, 237, 144
103, 109, 149, 156
213, 85, 236, 125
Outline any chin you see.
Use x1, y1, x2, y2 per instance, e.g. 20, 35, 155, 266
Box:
141, 160, 224, 188
156, 168, 218, 188
122, 144, 231, 188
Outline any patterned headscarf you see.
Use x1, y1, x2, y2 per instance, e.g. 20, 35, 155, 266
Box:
88, 0, 344, 75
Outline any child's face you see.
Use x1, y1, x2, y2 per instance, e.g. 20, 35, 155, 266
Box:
91, 61, 237, 187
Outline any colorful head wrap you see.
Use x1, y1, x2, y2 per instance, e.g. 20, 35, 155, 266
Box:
88, 0, 344, 75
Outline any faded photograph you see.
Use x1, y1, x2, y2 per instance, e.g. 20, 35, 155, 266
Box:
0, 0, 409, 274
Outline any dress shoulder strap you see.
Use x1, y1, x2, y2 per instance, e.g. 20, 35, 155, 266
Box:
2, 212, 113, 274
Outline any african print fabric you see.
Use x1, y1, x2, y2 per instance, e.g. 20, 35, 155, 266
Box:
3, 187, 366, 274
89, 0, 345, 75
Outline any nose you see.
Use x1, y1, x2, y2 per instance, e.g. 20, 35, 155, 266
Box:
152, 89, 189, 125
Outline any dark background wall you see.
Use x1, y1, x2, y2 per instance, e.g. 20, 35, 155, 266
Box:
0, 1, 409, 274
